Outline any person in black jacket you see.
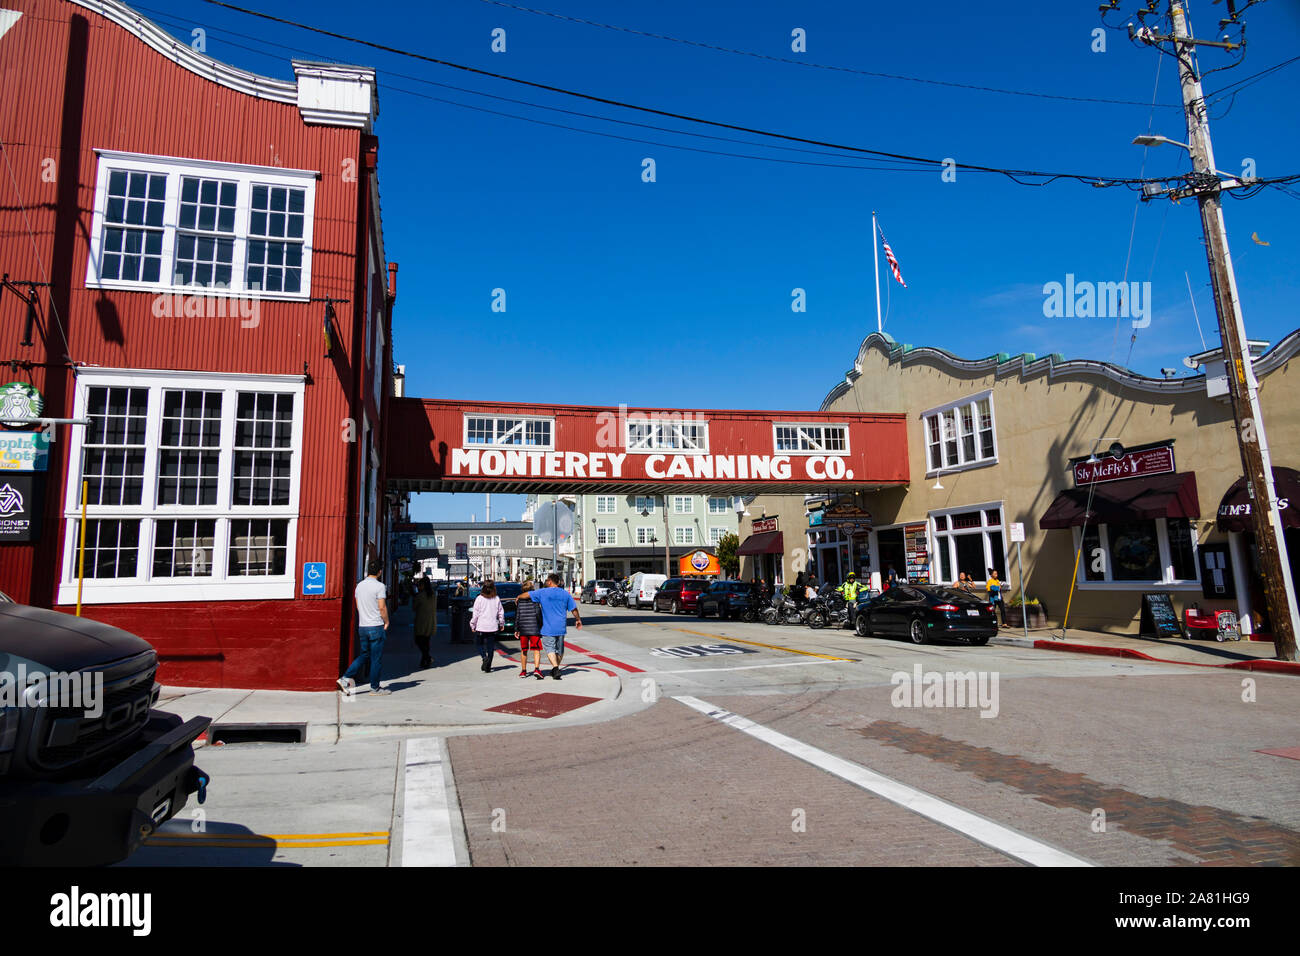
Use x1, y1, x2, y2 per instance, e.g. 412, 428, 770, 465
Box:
514, 580, 546, 679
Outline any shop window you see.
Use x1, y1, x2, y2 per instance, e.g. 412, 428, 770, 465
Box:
60, 371, 303, 604
87, 150, 317, 299
1073, 518, 1201, 587
931, 503, 1006, 585
921, 393, 997, 473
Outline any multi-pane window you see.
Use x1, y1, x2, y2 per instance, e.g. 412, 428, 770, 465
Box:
525, 534, 543, 547
626, 418, 708, 453
157, 390, 222, 506
923, 395, 997, 471
774, 423, 849, 454
174, 177, 237, 287
464, 415, 553, 449
228, 519, 289, 576
246, 185, 306, 293
636, 527, 656, 545
436, 535, 445, 549
82, 387, 148, 506
595, 527, 617, 545
153, 519, 216, 577
1077, 518, 1199, 587
709, 527, 728, 544
673, 497, 694, 514
931, 505, 1006, 585
62, 373, 302, 603
469, 535, 502, 548
87, 151, 317, 298
595, 496, 616, 514
673, 527, 695, 545
100, 170, 166, 283
232, 393, 294, 507
708, 497, 730, 515
634, 496, 656, 514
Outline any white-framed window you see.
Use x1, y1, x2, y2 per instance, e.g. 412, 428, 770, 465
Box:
463, 414, 553, 450
625, 417, 709, 454
525, 534, 544, 548
415, 534, 444, 549
595, 495, 617, 514
469, 534, 502, 548
707, 497, 730, 515
85, 150, 317, 300
634, 496, 656, 514
709, 527, 728, 544
922, 392, 996, 473
673, 526, 695, 545
930, 503, 1006, 586
635, 526, 657, 545
595, 527, 617, 545
59, 369, 304, 604
436, 534, 445, 549
773, 422, 850, 455
1074, 518, 1200, 589
673, 496, 694, 515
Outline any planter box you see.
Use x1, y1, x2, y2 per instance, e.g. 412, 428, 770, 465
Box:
1005, 604, 1048, 628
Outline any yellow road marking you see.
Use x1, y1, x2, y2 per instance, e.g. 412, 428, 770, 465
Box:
144, 838, 387, 849
668, 627, 854, 661
148, 831, 388, 840
144, 831, 390, 850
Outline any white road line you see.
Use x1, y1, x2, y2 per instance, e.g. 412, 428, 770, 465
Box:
401, 737, 459, 867
649, 659, 844, 675
673, 695, 1094, 868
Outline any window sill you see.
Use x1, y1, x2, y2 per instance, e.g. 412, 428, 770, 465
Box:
1072, 581, 1203, 591
925, 458, 999, 479
57, 580, 295, 605
84, 279, 311, 303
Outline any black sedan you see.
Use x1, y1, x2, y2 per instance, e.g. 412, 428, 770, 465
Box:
696, 580, 756, 620
854, 585, 997, 645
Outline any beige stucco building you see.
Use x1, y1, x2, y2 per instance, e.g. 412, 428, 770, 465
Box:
739, 329, 1300, 636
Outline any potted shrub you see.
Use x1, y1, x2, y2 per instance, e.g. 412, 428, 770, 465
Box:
1004, 593, 1048, 628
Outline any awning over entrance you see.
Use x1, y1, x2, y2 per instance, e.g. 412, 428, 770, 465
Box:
1217, 467, 1300, 532
737, 530, 785, 555
1039, 472, 1200, 529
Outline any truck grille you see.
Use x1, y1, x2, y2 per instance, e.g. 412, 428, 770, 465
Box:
30, 651, 158, 772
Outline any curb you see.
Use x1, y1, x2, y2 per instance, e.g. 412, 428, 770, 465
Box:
993, 636, 1300, 675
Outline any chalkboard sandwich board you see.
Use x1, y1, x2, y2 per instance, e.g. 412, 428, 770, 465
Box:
1141, 591, 1184, 639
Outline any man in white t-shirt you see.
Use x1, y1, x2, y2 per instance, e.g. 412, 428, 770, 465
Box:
339, 558, 391, 695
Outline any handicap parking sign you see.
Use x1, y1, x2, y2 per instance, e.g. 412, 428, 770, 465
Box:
302, 562, 327, 595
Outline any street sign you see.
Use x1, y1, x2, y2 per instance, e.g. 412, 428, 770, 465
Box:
0, 474, 40, 543
302, 561, 327, 595
1009, 522, 1025, 543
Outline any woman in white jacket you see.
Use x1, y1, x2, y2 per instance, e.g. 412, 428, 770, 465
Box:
470, 580, 505, 673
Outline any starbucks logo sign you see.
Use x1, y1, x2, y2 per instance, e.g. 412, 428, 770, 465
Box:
0, 382, 42, 428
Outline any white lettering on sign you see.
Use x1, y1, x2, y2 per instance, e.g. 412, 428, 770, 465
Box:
448, 449, 850, 482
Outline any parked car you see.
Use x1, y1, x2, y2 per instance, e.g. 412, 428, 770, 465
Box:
580, 580, 619, 605
0, 590, 210, 865
696, 580, 756, 620
854, 585, 996, 645
629, 573, 667, 608
652, 577, 710, 614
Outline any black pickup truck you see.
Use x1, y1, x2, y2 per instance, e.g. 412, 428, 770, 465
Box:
0, 591, 210, 866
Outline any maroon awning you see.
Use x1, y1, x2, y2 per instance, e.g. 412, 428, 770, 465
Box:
1217, 467, 1300, 533
737, 530, 785, 555
1039, 472, 1200, 529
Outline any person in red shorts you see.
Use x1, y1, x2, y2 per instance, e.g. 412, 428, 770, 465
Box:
514, 579, 546, 679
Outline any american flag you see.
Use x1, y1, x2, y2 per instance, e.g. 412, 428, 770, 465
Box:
879, 226, 907, 289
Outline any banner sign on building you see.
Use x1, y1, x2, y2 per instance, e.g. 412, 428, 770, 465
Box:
751, 516, 778, 534
679, 549, 720, 576
821, 499, 873, 534
1073, 445, 1174, 486
0, 475, 41, 543
0, 431, 49, 471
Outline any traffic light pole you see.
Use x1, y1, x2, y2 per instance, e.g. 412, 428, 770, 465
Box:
1164, 2, 1298, 659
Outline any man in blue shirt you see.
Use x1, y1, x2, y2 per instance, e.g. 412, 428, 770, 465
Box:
523, 573, 582, 680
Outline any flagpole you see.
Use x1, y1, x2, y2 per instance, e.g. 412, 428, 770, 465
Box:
872, 210, 882, 334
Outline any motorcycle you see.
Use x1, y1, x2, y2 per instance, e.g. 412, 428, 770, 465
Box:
606, 582, 630, 608
806, 587, 851, 629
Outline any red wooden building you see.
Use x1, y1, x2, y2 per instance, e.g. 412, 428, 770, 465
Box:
0, 0, 395, 691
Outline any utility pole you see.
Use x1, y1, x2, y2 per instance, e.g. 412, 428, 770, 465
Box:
1138, 2, 1298, 659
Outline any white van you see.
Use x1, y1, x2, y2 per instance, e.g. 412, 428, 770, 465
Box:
630, 573, 667, 608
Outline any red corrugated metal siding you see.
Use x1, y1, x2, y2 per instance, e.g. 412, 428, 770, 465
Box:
0, 1, 377, 691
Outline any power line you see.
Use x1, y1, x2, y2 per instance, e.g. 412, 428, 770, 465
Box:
470, 0, 1184, 110
195, 0, 1214, 189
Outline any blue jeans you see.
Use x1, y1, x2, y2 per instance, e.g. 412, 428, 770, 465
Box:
345, 625, 387, 690
474, 630, 498, 663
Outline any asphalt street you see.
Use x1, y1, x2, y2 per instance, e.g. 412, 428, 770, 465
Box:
124, 604, 1300, 867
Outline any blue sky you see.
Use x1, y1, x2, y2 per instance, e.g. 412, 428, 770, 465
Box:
150, 0, 1300, 522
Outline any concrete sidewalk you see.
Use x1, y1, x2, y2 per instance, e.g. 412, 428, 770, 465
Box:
990, 625, 1300, 673
158, 605, 629, 744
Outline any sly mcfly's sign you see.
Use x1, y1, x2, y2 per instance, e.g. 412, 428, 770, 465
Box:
1073, 445, 1175, 486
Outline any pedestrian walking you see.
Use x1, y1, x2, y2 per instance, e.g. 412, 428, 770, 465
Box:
339, 558, 391, 696
514, 579, 546, 679
412, 575, 437, 669
986, 568, 1007, 627
469, 580, 505, 672
528, 572, 582, 680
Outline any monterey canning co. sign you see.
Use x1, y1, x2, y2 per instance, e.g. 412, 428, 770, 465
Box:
1073, 446, 1175, 486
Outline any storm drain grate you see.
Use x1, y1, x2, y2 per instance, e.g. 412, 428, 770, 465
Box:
209, 722, 307, 744
485, 693, 600, 719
